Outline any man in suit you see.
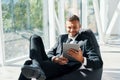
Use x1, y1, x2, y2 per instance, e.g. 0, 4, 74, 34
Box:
18, 15, 103, 80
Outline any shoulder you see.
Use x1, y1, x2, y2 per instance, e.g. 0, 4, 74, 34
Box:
56, 34, 68, 42
58, 34, 68, 38
55, 34, 68, 43
77, 29, 95, 40
80, 29, 98, 43
80, 29, 93, 35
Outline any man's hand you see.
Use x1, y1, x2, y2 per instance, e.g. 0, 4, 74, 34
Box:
67, 48, 84, 63
53, 56, 69, 65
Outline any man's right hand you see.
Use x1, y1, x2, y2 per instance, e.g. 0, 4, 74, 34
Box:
53, 56, 69, 65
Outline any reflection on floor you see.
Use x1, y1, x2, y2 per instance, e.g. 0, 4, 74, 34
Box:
102, 71, 120, 80
0, 44, 120, 80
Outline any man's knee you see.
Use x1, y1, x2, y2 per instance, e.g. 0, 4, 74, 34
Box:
30, 35, 42, 41
24, 60, 32, 65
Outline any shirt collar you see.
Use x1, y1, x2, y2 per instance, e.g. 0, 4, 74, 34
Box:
68, 33, 79, 40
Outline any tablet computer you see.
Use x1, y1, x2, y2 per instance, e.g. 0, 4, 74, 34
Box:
62, 43, 79, 61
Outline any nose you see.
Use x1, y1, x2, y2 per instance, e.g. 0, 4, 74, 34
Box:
70, 28, 74, 32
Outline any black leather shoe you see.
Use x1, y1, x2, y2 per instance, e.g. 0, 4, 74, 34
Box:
21, 65, 46, 80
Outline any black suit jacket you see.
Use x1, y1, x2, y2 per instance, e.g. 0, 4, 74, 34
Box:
47, 29, 103, 70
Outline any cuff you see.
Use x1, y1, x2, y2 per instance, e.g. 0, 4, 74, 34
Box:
83, 57, 87, 66
51, 56, 56, 61
80, 57, 87, 69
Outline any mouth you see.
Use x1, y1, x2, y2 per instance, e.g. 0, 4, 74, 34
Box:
69, 33, 76, 37
69, 32, 78, 36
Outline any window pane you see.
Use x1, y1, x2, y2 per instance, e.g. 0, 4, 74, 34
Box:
87, 0, 98, 34
2, 0, 46, 61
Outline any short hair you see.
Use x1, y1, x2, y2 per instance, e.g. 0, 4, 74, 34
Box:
66, 14, 80, 22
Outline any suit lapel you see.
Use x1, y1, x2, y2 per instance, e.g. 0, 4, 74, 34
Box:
61, 34, 68, 43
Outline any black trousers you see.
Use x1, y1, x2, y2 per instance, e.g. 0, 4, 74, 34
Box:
18, 35, 81, 80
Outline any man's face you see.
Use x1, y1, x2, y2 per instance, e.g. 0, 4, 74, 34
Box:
65, 20, 81, 37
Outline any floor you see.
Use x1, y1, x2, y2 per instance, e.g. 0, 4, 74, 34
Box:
0, 43, 120, 80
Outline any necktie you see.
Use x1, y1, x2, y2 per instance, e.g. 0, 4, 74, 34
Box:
66, 38, 73, 43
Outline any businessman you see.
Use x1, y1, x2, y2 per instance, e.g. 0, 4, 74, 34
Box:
18, 15, 103, 80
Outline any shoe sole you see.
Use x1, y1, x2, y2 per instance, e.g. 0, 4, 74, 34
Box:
21, 65, 41, 79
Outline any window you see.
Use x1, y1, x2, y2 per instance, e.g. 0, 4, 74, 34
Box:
2, 0, 48, 62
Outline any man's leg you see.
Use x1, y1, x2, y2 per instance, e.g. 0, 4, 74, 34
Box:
22, 35, 48, 80
40, 60, 81, 79
30, 35, 48, 63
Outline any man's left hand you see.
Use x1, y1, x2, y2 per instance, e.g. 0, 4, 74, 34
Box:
67, 48, 84, 63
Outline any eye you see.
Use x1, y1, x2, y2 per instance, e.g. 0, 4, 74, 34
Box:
72, 26, 77, 29
67, 26, 71, 29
